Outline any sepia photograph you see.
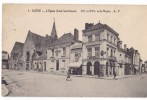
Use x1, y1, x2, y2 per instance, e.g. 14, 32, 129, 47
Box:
2, 4, 147, 97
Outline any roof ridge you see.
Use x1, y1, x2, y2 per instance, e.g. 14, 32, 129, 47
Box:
28, 30, 45, 38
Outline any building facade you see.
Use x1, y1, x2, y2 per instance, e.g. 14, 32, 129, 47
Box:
47, 28, 79, 73
10, 20, 143, 77
82, 22, 119, 76
10, 42, 24, 70
2, 51, 9, 69
22, 21, 58, 70
68, 42, 83, 75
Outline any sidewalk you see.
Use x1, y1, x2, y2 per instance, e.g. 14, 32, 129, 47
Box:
2, 84, 9, 96
73, 74, 135, 80
2, 75, 27, 96
4, 69, 136, 80
43, 71, 135, 80
2, 78, 9, 96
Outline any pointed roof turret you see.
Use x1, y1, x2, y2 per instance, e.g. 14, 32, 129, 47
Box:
50, 18, 58, 40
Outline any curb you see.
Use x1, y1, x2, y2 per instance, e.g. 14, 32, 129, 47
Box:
2, 84, 9, 96
43, 72, 135, 80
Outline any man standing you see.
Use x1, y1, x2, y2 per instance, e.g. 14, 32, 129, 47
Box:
113, 70, 117, 80
66, 68, 71, 81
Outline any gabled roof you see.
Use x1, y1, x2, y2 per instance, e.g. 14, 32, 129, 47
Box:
51, 33, 77, 46
28, 30, 45, 49
27, 30, 56, 50
11, 42, 24, 54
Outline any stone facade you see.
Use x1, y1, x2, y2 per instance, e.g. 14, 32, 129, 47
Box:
10, 20, 143, 77
47, 29, 80, 73
2, 51, 9, 69
82, 22, 133, 76
10, 42, 24, 70
22, 21, 57, 71
82, 23, 118, 76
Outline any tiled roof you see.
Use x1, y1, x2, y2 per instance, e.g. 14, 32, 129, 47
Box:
51, 33, 76, 46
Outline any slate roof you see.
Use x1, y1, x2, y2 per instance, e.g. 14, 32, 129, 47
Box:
11, 42, 24, 54
28, 31, 45, 49
51, 33, 77, 46
27, 31, 54, 50
83, 22, 119, 36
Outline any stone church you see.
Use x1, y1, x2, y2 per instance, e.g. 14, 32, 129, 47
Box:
22, 21, 58, 70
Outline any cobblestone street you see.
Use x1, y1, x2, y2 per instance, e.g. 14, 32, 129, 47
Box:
2, 69, 147, 97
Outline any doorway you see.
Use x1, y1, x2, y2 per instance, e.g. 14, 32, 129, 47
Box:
56, 60, 59, 71
94, 61, 100, 75
87, 62, 92, 75
44, 62, 46, 71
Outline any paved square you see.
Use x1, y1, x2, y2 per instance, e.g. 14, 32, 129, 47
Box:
2, 69, 147, 97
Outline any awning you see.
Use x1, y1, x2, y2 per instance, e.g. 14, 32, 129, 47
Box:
68, 62, 82, 68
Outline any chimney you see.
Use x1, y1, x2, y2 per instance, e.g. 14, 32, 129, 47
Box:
85, 23, 94, 30
124, 44, 127, 51
74, 28, 79, 41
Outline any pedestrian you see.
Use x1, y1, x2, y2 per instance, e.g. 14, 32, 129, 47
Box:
66, 69, 71, 81
113, 71, 117, 80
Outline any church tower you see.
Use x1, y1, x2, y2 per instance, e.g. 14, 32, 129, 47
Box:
50, 18, 58, 41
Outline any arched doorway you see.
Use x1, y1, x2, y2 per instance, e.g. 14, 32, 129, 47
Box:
87, 62, 92, 75
94, 61, 100, 75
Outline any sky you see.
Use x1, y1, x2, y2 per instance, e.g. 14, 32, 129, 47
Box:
2, 4, 147, 62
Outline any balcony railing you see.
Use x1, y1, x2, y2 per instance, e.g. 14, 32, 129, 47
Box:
87, 56, 100, 59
